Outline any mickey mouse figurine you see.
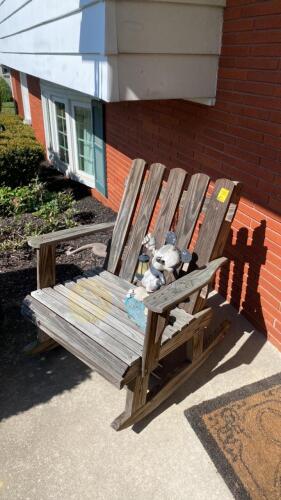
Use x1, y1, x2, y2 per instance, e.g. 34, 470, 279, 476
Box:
128, 231, 192, 301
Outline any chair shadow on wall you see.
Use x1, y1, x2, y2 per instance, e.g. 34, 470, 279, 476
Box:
133, 220, 268, 432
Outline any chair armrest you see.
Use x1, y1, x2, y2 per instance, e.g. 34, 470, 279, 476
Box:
28, 221, 115, 249
143, 257, 227, 313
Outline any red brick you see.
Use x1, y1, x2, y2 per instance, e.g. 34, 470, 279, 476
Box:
223, 30, 281, 45
247, 70, 281, 85
233, 80, 277, 97
221, 46, 251, 58
219, 68, 248, 80
10, 69, 24, 117
254, 14, 281, 30
26, 75, 46, 147
241, 1, 281, 18
235, 57, 279, 71
250, 45, 281, 57
224, 17, 254, 32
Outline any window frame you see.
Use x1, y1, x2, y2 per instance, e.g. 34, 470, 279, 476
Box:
41, 82, 103, 190
69, 99, 95, 185
48, 94, 73, 174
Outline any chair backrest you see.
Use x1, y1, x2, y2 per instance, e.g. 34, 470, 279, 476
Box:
107, 160, 242, 314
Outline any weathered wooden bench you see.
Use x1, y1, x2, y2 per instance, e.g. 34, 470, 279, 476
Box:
22, 160, 241, 430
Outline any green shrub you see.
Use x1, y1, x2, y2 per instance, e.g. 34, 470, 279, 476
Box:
0, 179, 75, 219
0, 180, 46, 216
0, 185, 76, 251
0, 115, 45, 187
1, 101, 16, 115
0, 77, 12, 102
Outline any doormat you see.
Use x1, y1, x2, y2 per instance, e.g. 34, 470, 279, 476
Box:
185, 372, 281, 499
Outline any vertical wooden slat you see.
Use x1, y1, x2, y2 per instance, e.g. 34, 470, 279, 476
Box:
119, 163, 166, 282
107, 159, 146, 275
142, 312, 167, 376
37, 244, 56, 289
184, 179, 242, 314
153, 167, 187, 248
175, 173, 210, 250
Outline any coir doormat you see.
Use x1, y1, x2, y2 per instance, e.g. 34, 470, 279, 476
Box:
185, 373, 281, 499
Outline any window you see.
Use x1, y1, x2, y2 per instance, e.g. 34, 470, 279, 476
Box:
41, 84, 106, 195
55, 101, 69, 164
74, 106, 94, 175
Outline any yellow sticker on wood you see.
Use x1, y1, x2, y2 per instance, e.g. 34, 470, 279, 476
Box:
217, 188, 230, 203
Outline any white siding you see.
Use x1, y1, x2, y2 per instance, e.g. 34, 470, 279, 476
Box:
0, 0, 226, 103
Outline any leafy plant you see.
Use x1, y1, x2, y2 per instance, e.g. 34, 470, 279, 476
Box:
0, 184, 76, 252
35, 191, 76, 231
0, 180, 46, 216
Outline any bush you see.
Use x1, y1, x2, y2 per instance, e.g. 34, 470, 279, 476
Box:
0, 179, 75, 218
0, 180, 46, 216
1, 101, 16, 115
0, 77, 12, 102
0, 115, 45, 187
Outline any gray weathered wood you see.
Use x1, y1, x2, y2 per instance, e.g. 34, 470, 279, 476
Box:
107, 159, 146, 274
176, 173, 210, 250
29, 222, 115, 249
143, 257, 227, 313
120, 163, 166, 282
37, 244, 56, 289
22, 159, 242, 430
153, 168, 187, 248
142, 312, 167, 376
184, 179, 241, 314
74, 277, 127, 311
23, 296, 127, 386
112, 325, 226, 430
86, 270, 134, 292
63, 279, 141, 332
111, 373, 149, 430
54, 284, 144, 350
159, 308, 213, 359
31, 289, 139, 366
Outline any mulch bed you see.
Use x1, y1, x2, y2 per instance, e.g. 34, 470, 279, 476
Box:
185, 372, 281, 500
0, 167, 115, 371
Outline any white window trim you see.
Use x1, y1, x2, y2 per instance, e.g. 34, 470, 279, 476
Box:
49, 94, 73, 176
70, 100, 95, 185
20, 72, 32, 125
40, 81, 97, 189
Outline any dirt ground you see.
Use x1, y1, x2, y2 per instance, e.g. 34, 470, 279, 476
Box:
0, 167, 115, 373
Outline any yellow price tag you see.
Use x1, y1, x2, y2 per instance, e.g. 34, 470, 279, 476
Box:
217, 188, 230, 203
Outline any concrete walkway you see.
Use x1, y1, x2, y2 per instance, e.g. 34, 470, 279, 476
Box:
0, 293, 280, 500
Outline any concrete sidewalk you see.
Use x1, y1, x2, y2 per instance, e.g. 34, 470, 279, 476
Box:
1, 293, 280, 500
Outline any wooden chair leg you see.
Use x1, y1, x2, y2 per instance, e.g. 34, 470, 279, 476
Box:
186, 331, 204, 362
24, 244, 59, 356
112, 321, 230, 431
111, 373, 150, 431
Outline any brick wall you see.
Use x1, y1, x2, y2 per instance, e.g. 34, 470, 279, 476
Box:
10, 71, 45, 149
94, 0, 281, 351
10, 69, 24, 117
26, 75, 46, 147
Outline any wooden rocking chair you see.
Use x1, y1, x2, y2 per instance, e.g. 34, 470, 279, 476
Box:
22, 160, 241, 430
